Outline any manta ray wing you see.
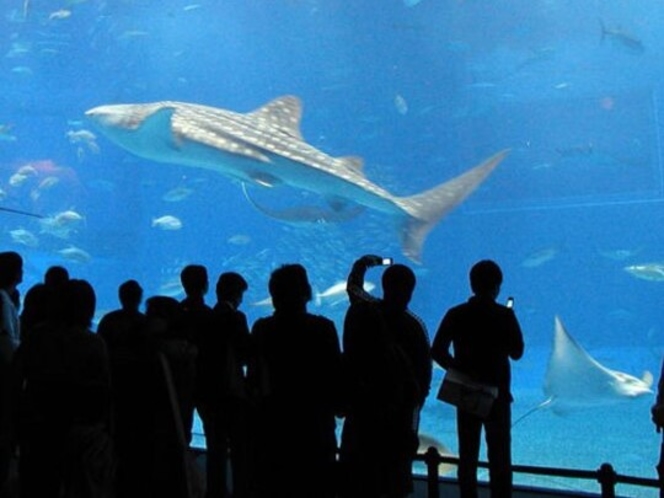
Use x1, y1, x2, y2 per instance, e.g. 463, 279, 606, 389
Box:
513, 316, 652, 426
544, 316, 652, 412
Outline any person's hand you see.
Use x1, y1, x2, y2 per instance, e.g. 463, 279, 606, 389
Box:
358, 254, 384, 267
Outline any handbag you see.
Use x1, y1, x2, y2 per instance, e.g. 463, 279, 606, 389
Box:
437, 368, 499, 418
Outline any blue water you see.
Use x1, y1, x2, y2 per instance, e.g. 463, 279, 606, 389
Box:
2, 0, 664, 494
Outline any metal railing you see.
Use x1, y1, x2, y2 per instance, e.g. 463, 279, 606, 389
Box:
418, 447, 661, 498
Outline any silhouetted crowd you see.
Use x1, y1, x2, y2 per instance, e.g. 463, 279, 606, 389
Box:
0, 252, 435, 498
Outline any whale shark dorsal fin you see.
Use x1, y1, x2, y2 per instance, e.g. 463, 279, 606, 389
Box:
248, 95, 303, 140
643, 370, 654, 388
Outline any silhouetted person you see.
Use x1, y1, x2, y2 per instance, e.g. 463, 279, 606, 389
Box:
340, 255, 431, 498
179, 264, 211, 446
98, 280, 150, 498
13, 279, 114, 498
44, 265, 69, 288
196, 272, 253, 498
0, 251, 23, 494
652, 358, 664, 498
145, 295, 198, 498
432, 260, 524, 498
20, 266, 70, 344
249, 264, 342, 498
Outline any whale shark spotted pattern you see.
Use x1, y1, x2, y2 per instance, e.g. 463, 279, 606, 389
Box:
86, 96, 509, 262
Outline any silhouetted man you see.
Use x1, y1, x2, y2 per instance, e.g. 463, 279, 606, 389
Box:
340, 254, 431, 498
196, 272, 253, 498
250, 264, 342, 498
97, 280, 150, 498
0, 251, 22, 494
432, 259, 524, 498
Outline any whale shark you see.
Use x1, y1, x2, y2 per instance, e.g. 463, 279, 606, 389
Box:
513, 316, 653, 425
85, 96, 509, 262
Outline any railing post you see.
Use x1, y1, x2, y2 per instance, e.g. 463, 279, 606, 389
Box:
598, 462, 617, 498
424, 446, 440, 498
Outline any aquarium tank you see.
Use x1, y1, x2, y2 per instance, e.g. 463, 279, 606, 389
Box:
1, 0, 663, 495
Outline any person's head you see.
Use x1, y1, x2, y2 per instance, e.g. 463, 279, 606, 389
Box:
119, 279, 143, 311
0, 251, 23, 290
44, 265, 69, 287
381, 264, 416, 311
145, 295, 183, 337
180, 264, 208, 297
216, 272, 248, 309
268, 264, 312, 312
469, 259, 503, 299
53, 279, 96, 329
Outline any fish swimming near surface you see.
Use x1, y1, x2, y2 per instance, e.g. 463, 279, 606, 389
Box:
85, 96, 509, 263
513, 316, 652, 426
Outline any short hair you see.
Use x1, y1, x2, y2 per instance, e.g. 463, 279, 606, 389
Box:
470, 260, 503, 296
382, 264, 416, 294
382, 264, 416, 307
216, 272, 248, 301
119, 279, 143, 309
0, 251, 23, 288
268, 264, 312, 310
54, 279, 96, 328
180, 264, 208, 296
44, 265, 69, 287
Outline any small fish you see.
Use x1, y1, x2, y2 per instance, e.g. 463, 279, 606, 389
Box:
227, 234, 251, 246
598, 247, 642, 261
162, 186, 193, 202
58, 245, 91, 264
152, 215, 183, 230
10, 228, 38, 247
66, 129, 99, 154
521, 246, 558, 268
315, 280, 375, 306
394, 94, 408, 115
48, 9, 71, 21
600, 20, 645, 55
66, 129, 96, 143
37, 176, 60, 190
624, 263, 664, 282
54, 209, 84, 225
9, 173, 29, 187
158, 278, 184, 298
16, 164, 37, 177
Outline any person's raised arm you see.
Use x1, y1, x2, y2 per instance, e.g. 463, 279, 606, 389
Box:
346, 254, 384, 305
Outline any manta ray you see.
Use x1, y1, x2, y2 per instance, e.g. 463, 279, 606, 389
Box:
85, 96, 508, 262
514, 316, 653, 425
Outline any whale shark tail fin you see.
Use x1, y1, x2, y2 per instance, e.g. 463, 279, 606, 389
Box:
396, 149, 510, 263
